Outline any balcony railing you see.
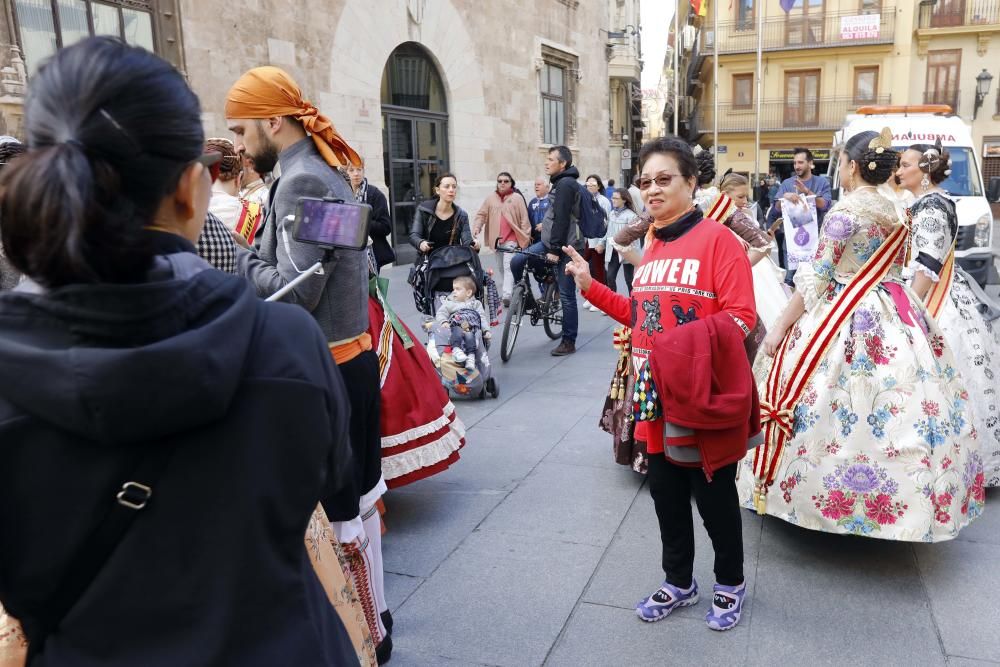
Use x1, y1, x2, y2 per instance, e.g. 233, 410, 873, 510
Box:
694, 96, 891, 134
918, 0, 1000, 28
923, 88, 961, 112
704, 7, 895, 55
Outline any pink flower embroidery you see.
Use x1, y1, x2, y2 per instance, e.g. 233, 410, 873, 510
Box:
864, 493, 898, 525
820, 490, 855, 520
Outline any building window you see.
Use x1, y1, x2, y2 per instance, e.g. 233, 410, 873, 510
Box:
860, 0, 881, 13
13, 0, 157, 74
785, 0, 825, 47
541, 64, 565, 145
784, 69, 820, 127
925, 49, 961, 111
539, 44, 578, 146
733, 73, 753, 109
736, 0, 754, 30
853, 66, 878, 104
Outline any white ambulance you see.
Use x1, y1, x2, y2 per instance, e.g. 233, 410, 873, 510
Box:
830, 105, 994, 286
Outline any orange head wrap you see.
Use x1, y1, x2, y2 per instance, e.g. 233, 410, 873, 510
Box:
225, 66, 361, 169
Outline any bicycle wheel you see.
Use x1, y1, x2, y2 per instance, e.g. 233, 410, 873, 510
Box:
500, 284, 526, 362
542, 281, 563, 340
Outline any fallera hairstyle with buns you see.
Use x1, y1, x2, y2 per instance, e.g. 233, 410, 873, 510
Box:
843, 129, 897, 186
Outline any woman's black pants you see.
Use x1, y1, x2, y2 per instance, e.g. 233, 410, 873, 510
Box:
647, 454, 744, 588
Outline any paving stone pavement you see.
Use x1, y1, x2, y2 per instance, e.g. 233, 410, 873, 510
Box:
377, 259, 1000, 667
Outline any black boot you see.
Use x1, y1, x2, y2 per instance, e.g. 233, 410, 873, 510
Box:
380, 610, 394, 635
376, 634, 393, 665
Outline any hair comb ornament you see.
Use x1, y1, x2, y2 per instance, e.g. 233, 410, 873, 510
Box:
868, 127, 893, 153
919, 149, 942, 174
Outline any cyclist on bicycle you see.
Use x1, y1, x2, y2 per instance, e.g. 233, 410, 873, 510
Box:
509, 145, 583, 356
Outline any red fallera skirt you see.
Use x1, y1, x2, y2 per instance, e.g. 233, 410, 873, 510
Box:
368, 296, 466, 488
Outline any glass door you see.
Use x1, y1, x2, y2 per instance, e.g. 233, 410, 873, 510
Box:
383, 112, 448, 264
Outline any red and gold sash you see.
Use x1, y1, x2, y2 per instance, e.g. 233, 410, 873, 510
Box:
705, 192, 736, 223
752, 222, 909, 513
234, 200, 263, 245
923, 243, 956, 319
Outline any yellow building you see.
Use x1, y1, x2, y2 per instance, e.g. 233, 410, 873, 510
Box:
911, 1, 1000, 184
690, 0, 917, 180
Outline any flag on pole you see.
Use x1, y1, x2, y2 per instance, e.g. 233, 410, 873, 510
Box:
691, 0, 708, 17
779, 0, 796, 11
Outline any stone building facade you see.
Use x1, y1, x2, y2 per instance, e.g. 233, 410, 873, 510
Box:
2, 0, 618, 262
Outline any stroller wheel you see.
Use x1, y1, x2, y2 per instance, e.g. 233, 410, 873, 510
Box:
486, 377, 499, 399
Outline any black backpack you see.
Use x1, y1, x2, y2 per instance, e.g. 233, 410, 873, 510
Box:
575, 183, 608, 239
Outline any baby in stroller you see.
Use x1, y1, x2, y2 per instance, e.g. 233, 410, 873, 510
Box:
434, 276, 491, 371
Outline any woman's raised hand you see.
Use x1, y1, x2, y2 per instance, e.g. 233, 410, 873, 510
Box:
562, 246, 593, 291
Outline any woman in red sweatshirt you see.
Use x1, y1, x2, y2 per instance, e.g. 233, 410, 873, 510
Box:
564, 137, 756, 632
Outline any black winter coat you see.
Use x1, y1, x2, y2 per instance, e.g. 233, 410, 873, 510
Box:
0, 238, 357, 666
408, 197, 473, 251
364, 183, 396, 268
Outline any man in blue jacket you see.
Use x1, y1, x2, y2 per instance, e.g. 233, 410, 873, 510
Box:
527, 176, 551, 243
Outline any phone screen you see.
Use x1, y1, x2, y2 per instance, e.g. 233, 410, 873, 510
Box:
293, 199, 370, 250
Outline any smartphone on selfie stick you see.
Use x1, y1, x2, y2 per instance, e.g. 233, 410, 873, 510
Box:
266, 197, 371, 302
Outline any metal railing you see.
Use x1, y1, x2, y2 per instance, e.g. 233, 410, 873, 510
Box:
705, 6, 895, 54
694, 95, 891, 133
918, 0, 1000, 28
924, 88, 960, 112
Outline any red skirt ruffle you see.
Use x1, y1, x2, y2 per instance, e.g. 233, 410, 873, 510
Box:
368, 296, 466, 488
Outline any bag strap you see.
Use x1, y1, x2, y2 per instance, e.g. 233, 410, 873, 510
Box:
26, 446, 174, 659
448, 213, 460, 246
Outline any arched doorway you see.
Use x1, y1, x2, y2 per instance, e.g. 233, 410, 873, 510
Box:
381, 42, 449, 263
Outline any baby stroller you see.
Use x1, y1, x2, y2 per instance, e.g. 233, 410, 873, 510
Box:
410, 244, 501, 400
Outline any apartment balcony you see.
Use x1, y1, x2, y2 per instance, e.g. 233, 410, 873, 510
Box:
917, 0, 1000, 29
704, 7, 895, 56
608, 43, 641, 82
695, 95, 891, 134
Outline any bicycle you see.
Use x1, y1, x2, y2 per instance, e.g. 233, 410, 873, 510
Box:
494, 246, 563, 362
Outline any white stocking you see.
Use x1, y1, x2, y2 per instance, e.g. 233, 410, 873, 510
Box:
362, 503, 388, 618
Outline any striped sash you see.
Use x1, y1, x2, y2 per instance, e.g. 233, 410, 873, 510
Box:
369, 275, 413, 388
924, 243, 956, 319
234, 200, 263, 245
752, 222, 909, 514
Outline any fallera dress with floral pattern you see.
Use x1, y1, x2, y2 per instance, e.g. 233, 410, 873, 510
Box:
739, 189, 985, 542
906, 192, 1000, 488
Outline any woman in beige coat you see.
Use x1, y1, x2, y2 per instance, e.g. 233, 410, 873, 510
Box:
473, 171, 531, 303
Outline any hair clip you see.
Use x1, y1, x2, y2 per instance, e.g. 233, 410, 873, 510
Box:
867, 161, 877, 171
868, 127, 893, 151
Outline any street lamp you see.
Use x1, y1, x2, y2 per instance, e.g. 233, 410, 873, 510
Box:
974, 68, 993, 120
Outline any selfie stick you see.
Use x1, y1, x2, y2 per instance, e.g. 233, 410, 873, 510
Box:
265, 260, 326, 302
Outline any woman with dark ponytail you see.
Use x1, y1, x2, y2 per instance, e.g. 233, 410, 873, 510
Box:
740, 129, 983, 542
0, 37, 360, 665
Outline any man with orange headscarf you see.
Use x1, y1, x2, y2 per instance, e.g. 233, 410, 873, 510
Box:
226, 66, 392, 664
